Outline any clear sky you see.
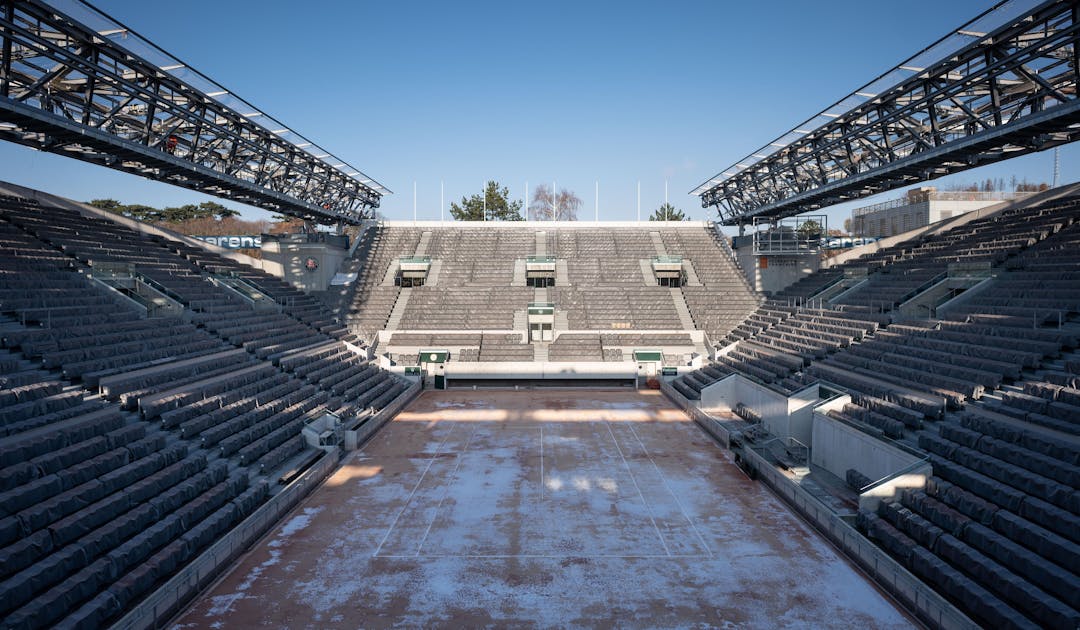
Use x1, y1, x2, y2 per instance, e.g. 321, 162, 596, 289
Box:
2, 0, 1075, 234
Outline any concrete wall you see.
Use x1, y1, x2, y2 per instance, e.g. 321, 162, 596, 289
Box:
738, 446, 977, 630
443, 361, 638, 380
344, 379, 421, 450
668, 376, 974, 630
810, 410, 925, 487
700, 374, 817, 446
733, 243, 819, 294
660, 378, 733, 449
261, 239, 347, 292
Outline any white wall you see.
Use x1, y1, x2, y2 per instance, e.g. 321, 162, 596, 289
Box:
700, 374, 817, 446
811, 412, 924, 484
443, 361, 638, 380
733, 242, 819, 294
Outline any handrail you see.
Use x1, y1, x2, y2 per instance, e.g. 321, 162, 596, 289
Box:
859, 455, 931, 493
133, 271, 185, 304
895, 270, 948, 306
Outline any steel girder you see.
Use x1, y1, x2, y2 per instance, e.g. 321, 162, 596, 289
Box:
0, 0, 388, 225
694, 0, 1080, 226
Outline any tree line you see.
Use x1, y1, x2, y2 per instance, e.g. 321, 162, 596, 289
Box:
449, 181, 688, 222
85, 198, 304, 237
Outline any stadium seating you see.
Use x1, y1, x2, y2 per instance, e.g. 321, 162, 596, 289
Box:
661, 190, 1080, 627
345, 227, 422, 340
350, 224, 757, 362
0, 193, 409, 627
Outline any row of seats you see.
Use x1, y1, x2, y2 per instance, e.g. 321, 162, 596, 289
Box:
345, 227, 422, 340
0, 193, 411, 627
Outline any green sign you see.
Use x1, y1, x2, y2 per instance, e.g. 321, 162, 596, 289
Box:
418, 349, 449, 364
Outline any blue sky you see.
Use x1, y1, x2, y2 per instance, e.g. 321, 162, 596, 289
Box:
2, 0, 1075, 233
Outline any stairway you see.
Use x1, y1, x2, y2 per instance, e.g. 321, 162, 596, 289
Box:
534, 343, 549, 362
555, 259, 570, 286
414, 231, 433, 256
554, 310, 569, 331
639, 259, 656, 285
649, 231, 667, 256
512, 259, 527, 286
384, 288, 412, 330
682, 259, 703, 286
426, 259, 443, 286
670, 288, 697, 330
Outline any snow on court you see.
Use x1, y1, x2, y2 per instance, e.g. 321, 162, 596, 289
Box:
176, 390, 914, 629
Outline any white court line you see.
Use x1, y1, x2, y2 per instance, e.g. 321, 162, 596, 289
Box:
539, 424, 544, 500
625, 422, 715, 559
413, 423, 480, 556
371, 419, 460, 558
603, 420, 672, 557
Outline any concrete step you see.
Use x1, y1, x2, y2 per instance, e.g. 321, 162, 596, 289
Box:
555, 259, 570, 287
427, 259, 443, 286
414, 231, 433, 256
534, 343, 549, 362
512, 258, 527, 286
384, 288, 412, 331
638, 259, 655, 285
379, 260, 399, 287
650, 231, 667, 256
682, 259, 703, 286
554, 310, 569, 331
670, 288, 697, 330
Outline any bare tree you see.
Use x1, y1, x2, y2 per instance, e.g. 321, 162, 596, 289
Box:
529, 184, 581, 221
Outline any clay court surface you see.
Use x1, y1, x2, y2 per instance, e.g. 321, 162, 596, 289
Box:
177, 389, 912, 629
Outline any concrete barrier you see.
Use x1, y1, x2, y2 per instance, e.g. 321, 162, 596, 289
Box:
110, 449, 342, 630
660, 379, 732, 449
344, 378, 421, 450
739, 446, 977, 630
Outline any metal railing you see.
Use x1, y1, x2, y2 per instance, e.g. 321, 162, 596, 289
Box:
858, 455, 932, 494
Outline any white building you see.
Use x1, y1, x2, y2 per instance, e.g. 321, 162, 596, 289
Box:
850, 188, 1033, 238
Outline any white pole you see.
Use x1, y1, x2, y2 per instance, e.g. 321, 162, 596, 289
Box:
637, 181, 641, 222
483, 180, 486, 221
665, 180, 668, 205
595, 180, 599, 222
552, 180, 556, 221
440, 180, 444, 222
525, 181, 529, 221
413, 181, 417, 223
